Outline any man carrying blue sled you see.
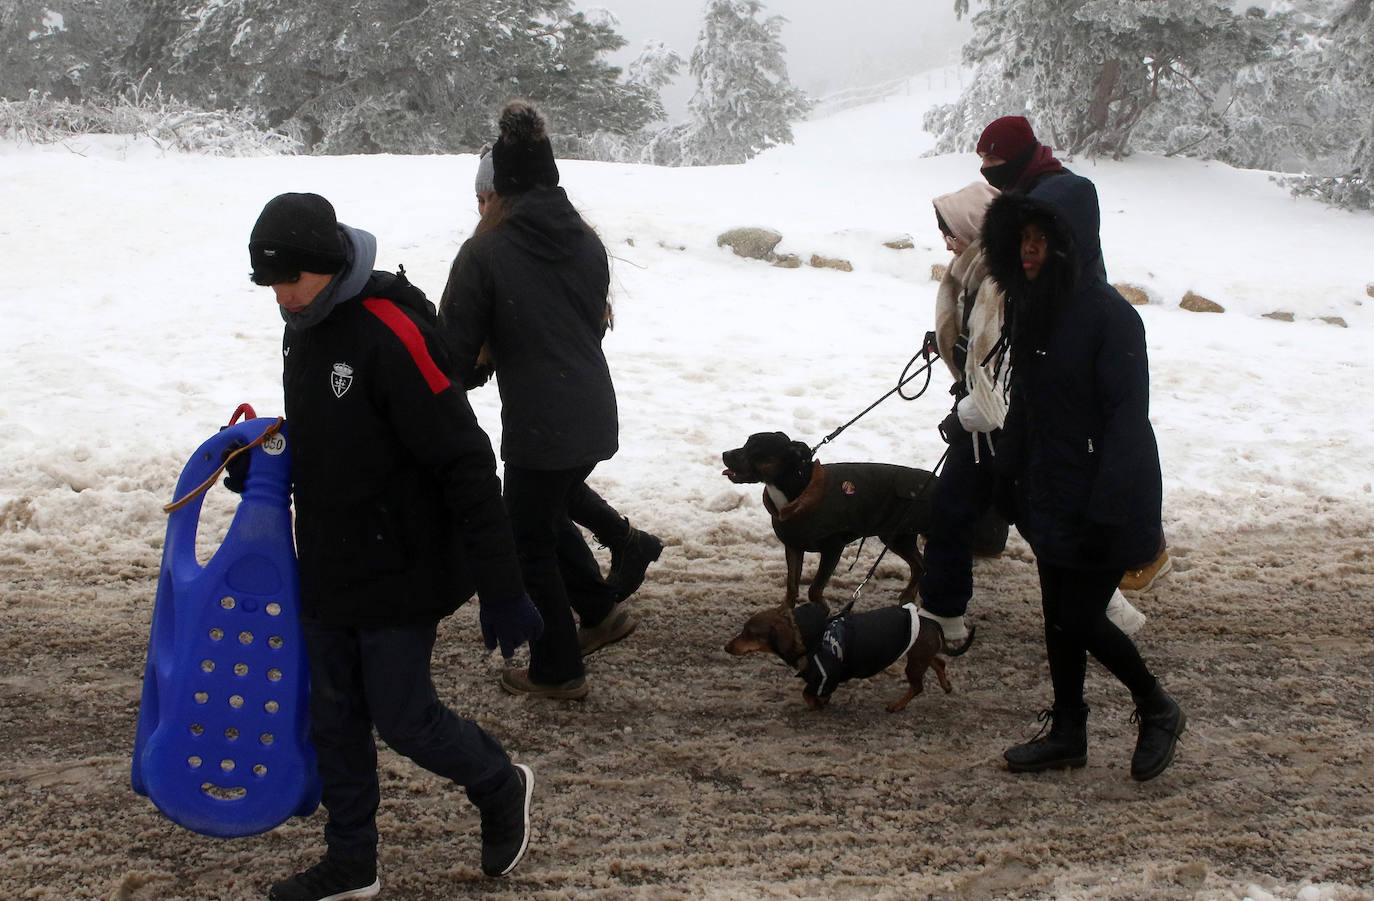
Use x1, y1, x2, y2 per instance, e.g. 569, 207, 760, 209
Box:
247, 192, 543, 900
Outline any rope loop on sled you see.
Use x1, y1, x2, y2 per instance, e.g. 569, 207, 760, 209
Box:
162, 416, 283, 514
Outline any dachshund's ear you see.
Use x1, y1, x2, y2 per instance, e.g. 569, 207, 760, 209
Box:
768, 611, 804, 663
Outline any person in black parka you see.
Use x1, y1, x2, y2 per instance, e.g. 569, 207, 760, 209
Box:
248, 192, 543, 899
440, 100, 628, 700
980, 172, 1187, 783
977, 115, 1172, 592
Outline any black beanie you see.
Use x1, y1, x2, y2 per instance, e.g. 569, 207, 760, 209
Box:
249, 192, 346, 283
491, 100, 560, 196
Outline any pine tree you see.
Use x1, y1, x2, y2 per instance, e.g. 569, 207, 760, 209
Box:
625, 40, 683, 125
1281, 0, 1374, 208
0, 0, 141, 101
677, 0, 810, 165
925, 0, 1273, 160
154, 0, 658, 153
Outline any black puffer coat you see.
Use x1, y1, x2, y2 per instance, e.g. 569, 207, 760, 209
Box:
284, 270, 523, 626
981, 175, 1163, 570
438, 187, 618, 470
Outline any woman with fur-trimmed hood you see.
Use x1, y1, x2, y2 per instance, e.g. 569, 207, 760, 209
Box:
981, 176, 1186, 783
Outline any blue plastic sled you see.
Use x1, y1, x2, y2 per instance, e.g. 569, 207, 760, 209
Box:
132, 413, 320, 838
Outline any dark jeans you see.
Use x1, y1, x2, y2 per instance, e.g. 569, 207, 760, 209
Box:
918, 430, 997, 618
1036, 563, 1157, 709
302, 619, 512, 862
503, 464, 616, 685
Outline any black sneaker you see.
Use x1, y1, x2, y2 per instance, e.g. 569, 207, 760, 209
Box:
608, 526, 663, 602
480, 763, 534, 877
268, 856, 378, 901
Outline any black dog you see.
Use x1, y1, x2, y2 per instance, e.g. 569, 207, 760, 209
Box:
722, 431, 935, 608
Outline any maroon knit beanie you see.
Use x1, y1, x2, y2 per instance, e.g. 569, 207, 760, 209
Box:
977, 116, 1038, 159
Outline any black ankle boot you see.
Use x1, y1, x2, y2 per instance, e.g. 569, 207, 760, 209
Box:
1004, 704, 1089, 772
608, 521, 663, 602
1130, 683, 1186, 781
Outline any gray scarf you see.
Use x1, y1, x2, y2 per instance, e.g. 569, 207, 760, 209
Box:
281, 223, 378, 331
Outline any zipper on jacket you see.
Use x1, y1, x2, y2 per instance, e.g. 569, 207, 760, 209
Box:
1087, 438, 1095, 454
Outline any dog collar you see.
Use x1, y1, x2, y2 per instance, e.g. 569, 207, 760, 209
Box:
766, 461, 827, 522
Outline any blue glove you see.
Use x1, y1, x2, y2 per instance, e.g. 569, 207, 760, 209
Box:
480, 593, 544, 658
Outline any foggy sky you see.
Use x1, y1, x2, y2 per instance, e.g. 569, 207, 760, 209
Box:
594, 0, 973, 117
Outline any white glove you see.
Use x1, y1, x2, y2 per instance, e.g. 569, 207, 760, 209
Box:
957, 393, 996, 434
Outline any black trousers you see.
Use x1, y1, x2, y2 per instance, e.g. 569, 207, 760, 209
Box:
302, 619, 512, 862
918, 430, 996, 617
1036, 563, 1157, 709
503, 464, 616, 685
566, 482, 629, 547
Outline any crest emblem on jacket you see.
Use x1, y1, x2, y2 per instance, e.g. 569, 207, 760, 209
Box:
330, 362, 354, 398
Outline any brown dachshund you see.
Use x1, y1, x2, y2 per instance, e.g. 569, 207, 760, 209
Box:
724, 601, 961, 712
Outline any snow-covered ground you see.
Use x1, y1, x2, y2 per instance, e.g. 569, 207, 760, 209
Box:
2, 71, 1372, 901
2, 72, 1371, 558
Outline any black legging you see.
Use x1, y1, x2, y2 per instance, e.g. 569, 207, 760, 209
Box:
1037, 563, 1157, 709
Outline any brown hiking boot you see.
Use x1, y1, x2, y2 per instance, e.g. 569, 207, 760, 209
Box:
1120, 547, 1172, 592
499, 668, 589, 700
577, 603, 637, 657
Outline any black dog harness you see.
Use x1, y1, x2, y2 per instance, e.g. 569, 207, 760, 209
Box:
793, 602, 921, 699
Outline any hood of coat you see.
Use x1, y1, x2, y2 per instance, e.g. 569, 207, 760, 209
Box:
981, 175, 1104, 307
933, 181, 999, 247
500, 186, 596, 263
281, 223, 378, 330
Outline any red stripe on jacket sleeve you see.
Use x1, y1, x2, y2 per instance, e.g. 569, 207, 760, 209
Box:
362, 298, 452, 395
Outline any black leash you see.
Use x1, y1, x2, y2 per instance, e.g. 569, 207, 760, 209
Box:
810, 330, 941, 456
800, 331, 954, 606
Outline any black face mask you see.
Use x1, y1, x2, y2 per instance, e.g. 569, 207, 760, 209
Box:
980, 141, 1039, 191
980, 160, 1016, 190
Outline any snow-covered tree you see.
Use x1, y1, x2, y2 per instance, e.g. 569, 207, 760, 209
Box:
925, 0, 1273, 160
625, 40, 683, 125
1281, 0, 1374, 208
0, 0, 140, 101
674, 0, 810, 166
153, 0, 659, 153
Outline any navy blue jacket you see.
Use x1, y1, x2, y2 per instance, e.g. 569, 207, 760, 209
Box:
981, 175, 1163, 570
284, 270, 524, 625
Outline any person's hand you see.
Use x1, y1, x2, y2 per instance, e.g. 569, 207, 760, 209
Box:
221, 441, 250, 494
956, 394, 996, 433
480, 593, 544, 658
463, 363, 494, 389
938, 409, 965, 444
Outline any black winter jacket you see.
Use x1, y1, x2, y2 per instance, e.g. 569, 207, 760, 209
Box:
284, 270, 524, 626
981, 175, 1163, 570
438, 188, 618, 470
